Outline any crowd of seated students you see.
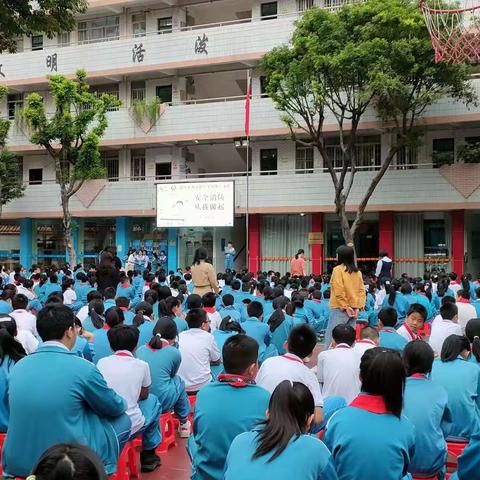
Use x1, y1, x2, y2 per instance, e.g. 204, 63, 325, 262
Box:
0, 250, 479, 479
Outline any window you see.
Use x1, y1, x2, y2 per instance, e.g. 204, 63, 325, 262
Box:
132, 13, 146, 37
295, 146, 314, 173
260, 76, 268, 97
7, 93, 23, 120
157, 17, 173, 34
432, 138, 454, 166
91, 84, 120, 111
324, 0, 353, 9
297, 0, 315, 11
155, 85, 173, 104
78, 16, 120, 45
260, 149, 278, 175
57, 32, 71, 47
101, 151, 119, 182
261, 2, 278, 19
324, 135, 381, 171
131, 81, 146, 102
29, 168, 43, 185
395, 144, 418, 170
156, 163, 172, 180
31, 35, 43, 51
424, 219, 447, 256
131, 149, 146, 181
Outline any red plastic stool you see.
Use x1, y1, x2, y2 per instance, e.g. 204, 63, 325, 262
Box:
446, 440, 468, 470
0, 432, 6, 476
110, 440, 142, 480
188, 395, 197, 423
156, 412, 177, 454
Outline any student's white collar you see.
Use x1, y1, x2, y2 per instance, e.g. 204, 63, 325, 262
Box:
43, 340, 70, 351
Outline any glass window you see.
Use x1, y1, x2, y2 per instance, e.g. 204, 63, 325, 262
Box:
261, 2, 278, 19
323, 135, 381, 171
132, 13, 146, 37
84, 220, 116, 258
131, 81, 146, 102
260, 149, 278, 175
295, 146, 314, 173
78, 16, 119, 45
155, 163, 172, 180
36, 220, 65, 265
0, 221, 20, 270
260, 76, 268, 97
155, 85, 172, 104
28, 168, 43, 185
57, 32, 71, 47
31, 35, 43, 51
424, 219, 447, 258
432, 138, 454, 166
91, 84, 120, 111
158, 17, 173, 34
297, 0, 315, 11
395, 144, 418, 170
101, 151, 119, 182
7, 93, 23, 120
131, 149, 146, 181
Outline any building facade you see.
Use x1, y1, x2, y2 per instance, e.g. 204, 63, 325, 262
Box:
0, 0, 479, 276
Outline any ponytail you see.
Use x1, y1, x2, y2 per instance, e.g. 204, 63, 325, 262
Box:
134, 301, 153, 327
461, 276, 471, 298
149, 316, 178, 349
88, 300, 105, 330
105, 307, 124, 328
158, 297, 180, 318
268, 309, 285, 333
472, 336, 480, 363
465, 318, 480, 363
388, 284, 397, 306
90, 309, 104, 330
0, 317, 26, 364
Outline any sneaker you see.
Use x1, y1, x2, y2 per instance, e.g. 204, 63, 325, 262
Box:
140, 449, 161, 472
178, 420, 191, 438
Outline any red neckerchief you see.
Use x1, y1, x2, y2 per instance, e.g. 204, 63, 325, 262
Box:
147, 339, 170, 351
204, 307, 216, 314
144, 282, 151, 288
350, 394, 389, 414
121, 283, 130, 289
403, 323, 422, 341
356, 339, 377, 346
102, 324, 110, 331
217, 374, 254, 388
312, 299, 321, 303
282, 354, 304, 364
119, 307, 129, 312
409, 373, 427, 379
457, 298, 471, 304
115, 351, 133, 357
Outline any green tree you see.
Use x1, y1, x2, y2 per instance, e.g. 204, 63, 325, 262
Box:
262, 0, 475, 246
0, 0, 87, 53
21, 70, 121, 265
0, 85, 24, 216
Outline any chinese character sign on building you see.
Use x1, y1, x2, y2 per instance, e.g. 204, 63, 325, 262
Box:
156, 181, 234, 227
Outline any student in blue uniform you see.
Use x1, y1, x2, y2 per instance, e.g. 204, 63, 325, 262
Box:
82, 299, 105, 333
291, 293, 314, 325
450, 431, 480, 480
324, 347, 415, 480
261, 286, 275, 319
242, 301, 277, 362
430, 334, 480, 439
133, 301, 156, 347
377, 307, 408, 351
211, 316, 244, 378
74, 272, 95, 307
103, 287, 117, 311
218, 294, 242, 323
43, 274, 62, 300
382, 280, 409, 325
158, 296, 188, 333
115, 273, 136, 304
225, 381, 338, 480
0, 289, 14, 315
2, 304, 130, 478
465, 318, 480, 366
266, 296, 295, 355
136, 316, 191, 438
73, 317, 94, 362
91, 307, 125, 364
115, 297, 136, 325
473, 287, 480, 317
188, 334, 270, 480
0, 316, 26, 432
402, 340, 452, 478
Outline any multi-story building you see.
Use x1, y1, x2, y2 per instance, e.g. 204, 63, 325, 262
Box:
0, 0, 479, 276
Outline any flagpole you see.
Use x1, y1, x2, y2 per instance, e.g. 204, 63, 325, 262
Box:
245, 70, 251, 273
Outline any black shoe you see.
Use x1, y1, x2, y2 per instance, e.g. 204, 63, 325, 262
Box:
140, 449, 161, 472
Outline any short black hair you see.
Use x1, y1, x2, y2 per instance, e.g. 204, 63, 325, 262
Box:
247, 301, 263, 319
186, 308, 207, 329
202, 292, 216, 308
107, 325, 139, 352
231, 280, 241, 291
37, 304, 75, 342
360, 326, 379, 341
332, 324, 356, 346
440, 302, 458, 321
186, 294, 202, 310
403, 340, 434, 376
222, 335, 259, 375
87, 290, 102, 302
104, 287, 116, 300
12, 294, 28, 310
287, 324, 316, 359
222, 294, 234, 307
407, 303, 427, 322
115, 296, 130, 308
378, 307, 398, 327
441, 296, 456, 306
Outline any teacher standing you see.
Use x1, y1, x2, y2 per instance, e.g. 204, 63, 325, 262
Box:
191, 247, 219, 296
324, 245, 366, 349
290, 249, 306, 276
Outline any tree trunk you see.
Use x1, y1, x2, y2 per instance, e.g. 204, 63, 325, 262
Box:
60, 188, 75, 266
335, 193, 354, 246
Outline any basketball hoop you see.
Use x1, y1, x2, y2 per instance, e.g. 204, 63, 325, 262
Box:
420, 0, 480, 63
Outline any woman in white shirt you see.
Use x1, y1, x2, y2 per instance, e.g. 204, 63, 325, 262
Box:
456, 288, 477, 334
62, 278, 77, 306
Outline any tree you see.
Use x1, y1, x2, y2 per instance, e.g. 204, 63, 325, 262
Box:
262, 0, 475, 246
0, 85, 24, 216
0, 0, 87, 53
21, 70, 121, 266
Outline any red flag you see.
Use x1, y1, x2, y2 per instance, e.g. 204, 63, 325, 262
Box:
244, 72, 251, 137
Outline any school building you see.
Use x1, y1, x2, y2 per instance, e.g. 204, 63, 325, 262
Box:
0, 0, 479, 276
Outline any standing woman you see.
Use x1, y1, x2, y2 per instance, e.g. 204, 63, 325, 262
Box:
96, 253, 120, 296
324, 245, 366, 349
290, 249, 306, 277
125, 249, 136, 273
190, 247, 219, 296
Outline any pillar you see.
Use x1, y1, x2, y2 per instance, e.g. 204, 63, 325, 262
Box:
452, 210, 465, 275
248, 214, 261, 273
167, 228, 177, 272
311, 213, 323, 275
115, 216, 130, 259
379, 211, 395, 259
20, 218, 33, 268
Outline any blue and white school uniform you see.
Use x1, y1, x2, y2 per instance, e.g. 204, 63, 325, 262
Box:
188, 378, 270, 480
43, 282, 62, 300
305, 299, 328, 332
378, 327, 408, 351
0, 355, 18, 432
137, 318, 155, 347
403, 374, 452, 476
293, 306, 314, 325
225, 430, 338, 480
174, 316, 189, 333
92, 327, 113, 364
473, 299, 480, 317
382, 294, 409, 325
242, 318, 276, 362
2, 344, 129, 477
116, 283, 136, 303
211, 330, 237, 378
0, 301, 12, 315
73, 336, 95, 363
450, 431, 480, 480
324, 394, 415, 480
430, 357, 480, 439
119, 308, 136, 326
74, 283, 95, 306
270, 315, 294, 355
218, 305, 242, 323
261, 298, 274, 319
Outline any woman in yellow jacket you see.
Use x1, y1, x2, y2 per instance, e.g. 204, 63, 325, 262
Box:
324, 245, 366, 349
190, 247, 219, 296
